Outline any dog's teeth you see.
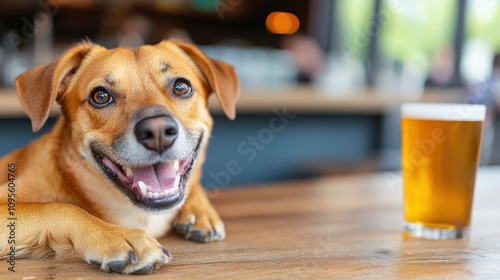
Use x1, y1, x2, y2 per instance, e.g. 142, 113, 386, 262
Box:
153, 192, 159, 198
173, 160, 180, 173
174, 175, 181, 190
124, 167, 133, 177
138, 181, 148, 197
148, 191, 154, 198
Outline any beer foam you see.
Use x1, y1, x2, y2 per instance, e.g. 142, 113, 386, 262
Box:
401, 103, 486, 121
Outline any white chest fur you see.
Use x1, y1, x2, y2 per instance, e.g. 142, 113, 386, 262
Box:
112, 209, 177, 238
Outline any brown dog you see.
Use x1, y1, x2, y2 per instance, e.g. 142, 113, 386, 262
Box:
0, 40, 239, 274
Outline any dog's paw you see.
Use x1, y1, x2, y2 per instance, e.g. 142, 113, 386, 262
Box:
175, 206, 225, 243
79, 225, 171, 274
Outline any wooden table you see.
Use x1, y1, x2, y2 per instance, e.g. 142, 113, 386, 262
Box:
1, 167, 499, 279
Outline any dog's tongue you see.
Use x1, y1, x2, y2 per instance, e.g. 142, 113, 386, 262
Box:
132, 162, 176, 192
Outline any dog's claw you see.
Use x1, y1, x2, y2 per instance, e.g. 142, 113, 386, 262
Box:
175, 217, 225, 243
209, 229, 219, 239
175, 195, 226, 243
89, 260, 101, 266
162, 247, 172, 260
132, 265, 154, 275
175, 224, 192, 236
128, 250, 138, 264
189, 230, 209, 243
176, 221, 224, 243
95, 246, 171, 274
107, 260, 128, 273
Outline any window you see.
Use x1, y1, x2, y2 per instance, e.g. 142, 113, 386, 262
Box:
378, 0, 457, 89
462, 0, 500, 84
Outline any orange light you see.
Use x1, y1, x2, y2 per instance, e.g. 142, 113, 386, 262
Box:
266, 12, 300, 35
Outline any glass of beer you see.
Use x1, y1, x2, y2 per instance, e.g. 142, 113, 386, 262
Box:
401, 103, 486, 239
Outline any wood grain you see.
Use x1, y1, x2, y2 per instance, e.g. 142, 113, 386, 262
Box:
1, 167, 498, 279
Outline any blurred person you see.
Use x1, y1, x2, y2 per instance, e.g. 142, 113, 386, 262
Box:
280, 35, 324, 83
165, 28, 193, 43
95, 8, 124, 49
118, 14, 152, 48
425, 45, 455, 88
464, 54, 500, 164
96, 11, 151, 49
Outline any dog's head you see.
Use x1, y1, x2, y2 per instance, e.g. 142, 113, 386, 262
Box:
15, 41, 239, 211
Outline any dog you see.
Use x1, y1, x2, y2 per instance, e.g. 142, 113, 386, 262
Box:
0, 40, 239, 274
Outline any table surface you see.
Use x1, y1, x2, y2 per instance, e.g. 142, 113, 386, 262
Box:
1, 166, 499, 279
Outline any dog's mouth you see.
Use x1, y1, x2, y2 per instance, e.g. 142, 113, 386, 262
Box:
91, 138, 201, 211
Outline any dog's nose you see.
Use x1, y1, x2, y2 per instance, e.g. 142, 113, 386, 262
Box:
134, 116, 178, 153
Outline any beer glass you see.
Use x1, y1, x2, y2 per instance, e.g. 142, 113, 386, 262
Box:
401, 103, 486, 239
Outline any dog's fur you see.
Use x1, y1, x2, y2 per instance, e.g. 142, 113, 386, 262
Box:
0, 40, 239, 274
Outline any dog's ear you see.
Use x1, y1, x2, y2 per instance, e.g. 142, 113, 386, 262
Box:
15, 43, 95, 132
171, 41, 240, 120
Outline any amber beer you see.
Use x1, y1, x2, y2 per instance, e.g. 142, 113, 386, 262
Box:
401, 103, 485, 239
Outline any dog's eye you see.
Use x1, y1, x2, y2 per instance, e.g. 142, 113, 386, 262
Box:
172, 78, 192, 97
89, 88, 114, 108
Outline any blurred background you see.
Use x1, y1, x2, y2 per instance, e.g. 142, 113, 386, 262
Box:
0, 0, 499, 189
